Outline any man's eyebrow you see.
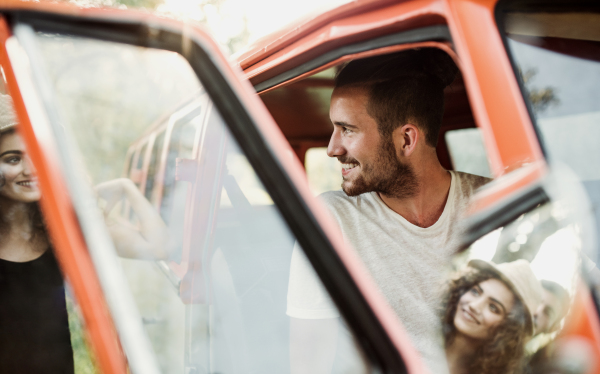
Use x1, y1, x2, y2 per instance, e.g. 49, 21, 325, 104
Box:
0, 150, 22, 158
489, 297, 507, 314
333, 121, 358, 129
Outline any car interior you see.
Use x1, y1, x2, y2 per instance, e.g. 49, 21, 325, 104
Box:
119, 47, 493, 373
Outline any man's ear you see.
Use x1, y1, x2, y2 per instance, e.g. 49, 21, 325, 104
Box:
392, 124, 419, 157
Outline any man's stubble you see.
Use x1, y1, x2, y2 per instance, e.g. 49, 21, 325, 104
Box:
340, 136, 418, 199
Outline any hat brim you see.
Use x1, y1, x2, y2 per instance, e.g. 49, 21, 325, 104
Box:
468, 259, 534, 335
0, 122, 16, 133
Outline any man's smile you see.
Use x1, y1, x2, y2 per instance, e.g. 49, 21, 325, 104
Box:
341, 162, 359, 177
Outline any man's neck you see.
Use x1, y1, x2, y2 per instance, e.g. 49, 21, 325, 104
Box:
378, 164, 451, 228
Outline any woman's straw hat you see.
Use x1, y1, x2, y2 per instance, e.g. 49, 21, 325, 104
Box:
468, 259, 542, 335
0, 93, 18, 133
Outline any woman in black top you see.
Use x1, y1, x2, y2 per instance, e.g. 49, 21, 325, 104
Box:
0, 94, 74, 373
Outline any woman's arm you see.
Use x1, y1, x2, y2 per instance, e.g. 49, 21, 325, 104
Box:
96, 178, 169, 260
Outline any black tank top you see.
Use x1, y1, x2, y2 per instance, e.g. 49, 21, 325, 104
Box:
0, 250, 74, 374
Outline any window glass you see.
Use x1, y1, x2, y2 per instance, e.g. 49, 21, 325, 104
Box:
445, 128, 492, 178
0, 91, 99, 372
160, 114, 202, 224
451, 198, 586, 373
33, 34, 370, 374
145, 131, 166, 202
498, 5, 600, 264
305, 147, 343, 195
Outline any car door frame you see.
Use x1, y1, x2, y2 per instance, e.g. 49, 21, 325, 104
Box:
0, 5, 424, 374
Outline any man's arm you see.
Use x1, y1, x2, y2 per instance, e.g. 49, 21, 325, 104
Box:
290, 317, 338, 374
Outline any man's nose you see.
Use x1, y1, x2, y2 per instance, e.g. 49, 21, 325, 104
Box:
326, 129, 345, 158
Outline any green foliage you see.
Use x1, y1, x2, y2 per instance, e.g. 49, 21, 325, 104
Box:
67, 295, 100, 374
519, 67, 559, 115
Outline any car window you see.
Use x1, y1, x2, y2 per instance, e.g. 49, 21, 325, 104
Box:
160, 115, 200, 224
145, 131, 166, 202
305, 147, 343, 195
445, 128, 492, 178
497, 2, 600, 265
133, 141, 149, 189
0, 87, 100, 372
454, 189, 590, 373
32, 33, 370, 374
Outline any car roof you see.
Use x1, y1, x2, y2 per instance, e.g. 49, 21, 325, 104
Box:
233, 0, 446, 74
234, 0, 450, 86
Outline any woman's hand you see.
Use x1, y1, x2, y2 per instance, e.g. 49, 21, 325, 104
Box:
95, 178, 169, 260
95, 178, 136, 215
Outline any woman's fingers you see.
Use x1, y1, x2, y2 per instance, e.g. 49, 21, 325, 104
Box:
95, 178, 129, 214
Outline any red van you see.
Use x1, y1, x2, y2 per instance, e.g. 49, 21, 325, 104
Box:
0, 0, 599, 373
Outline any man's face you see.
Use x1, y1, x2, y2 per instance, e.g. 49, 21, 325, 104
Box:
327, 86, 416, 198
534, 288, 566, 334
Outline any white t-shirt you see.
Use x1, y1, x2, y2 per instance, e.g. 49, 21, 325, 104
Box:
287, 171, 490, 372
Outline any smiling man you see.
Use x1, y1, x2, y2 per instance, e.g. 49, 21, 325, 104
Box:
287, 49, 490, 374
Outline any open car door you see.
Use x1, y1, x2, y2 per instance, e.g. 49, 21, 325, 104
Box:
0, 4, 423, 374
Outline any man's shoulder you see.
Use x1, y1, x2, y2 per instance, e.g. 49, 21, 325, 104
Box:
318, 190, 380, 217
319, 190, 357, 211
453, 171, 492, 197
319, 189, 351, 203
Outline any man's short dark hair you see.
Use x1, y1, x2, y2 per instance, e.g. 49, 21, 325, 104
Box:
334, 48, 458, 146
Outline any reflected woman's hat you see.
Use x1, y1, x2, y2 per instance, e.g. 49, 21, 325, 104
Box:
468, 259, 542, 336
0, 93, 18, 133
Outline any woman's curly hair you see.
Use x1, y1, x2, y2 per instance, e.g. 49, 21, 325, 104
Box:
441, 268, 530, 374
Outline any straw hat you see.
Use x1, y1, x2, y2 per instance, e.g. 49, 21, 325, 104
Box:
468, 259, 542, 336
0, 93, 18, 133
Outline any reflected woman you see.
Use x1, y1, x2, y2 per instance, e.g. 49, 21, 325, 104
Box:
442, 259, 542, 374
0, 94, 74, 373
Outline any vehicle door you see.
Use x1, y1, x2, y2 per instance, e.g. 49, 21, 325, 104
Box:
0, 6, 422, 374
237, 0, 600, 370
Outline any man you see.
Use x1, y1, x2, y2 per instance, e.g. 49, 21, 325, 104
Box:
526, 280, 570, 373
534, 280, 570, 335
287, 49, 490, 373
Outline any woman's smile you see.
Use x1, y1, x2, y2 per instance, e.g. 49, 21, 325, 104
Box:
16, 178, 38, 188
0, 132, 41, 203
459, 307, 480, 325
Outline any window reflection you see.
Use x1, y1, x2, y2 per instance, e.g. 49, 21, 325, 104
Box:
0, 94, 75, 372
500, 8, 600, 268
34, 34, 371, 373
447, 200, 587, 374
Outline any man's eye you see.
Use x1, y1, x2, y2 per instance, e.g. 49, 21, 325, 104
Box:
342, 127, 352, 134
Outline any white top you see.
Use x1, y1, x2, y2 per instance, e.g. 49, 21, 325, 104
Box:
287, 171, 490, 373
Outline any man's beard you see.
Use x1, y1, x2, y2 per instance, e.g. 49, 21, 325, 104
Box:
340, 138, 418, 199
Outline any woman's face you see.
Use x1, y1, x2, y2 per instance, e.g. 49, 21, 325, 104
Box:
453, 278, 516, 340
0, 132, 40, 203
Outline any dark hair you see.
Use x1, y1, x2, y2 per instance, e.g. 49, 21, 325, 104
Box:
441, 268, 529, 374
334, 48, 458, 146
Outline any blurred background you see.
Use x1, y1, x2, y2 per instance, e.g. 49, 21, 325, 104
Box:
53, 0, 350, 54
